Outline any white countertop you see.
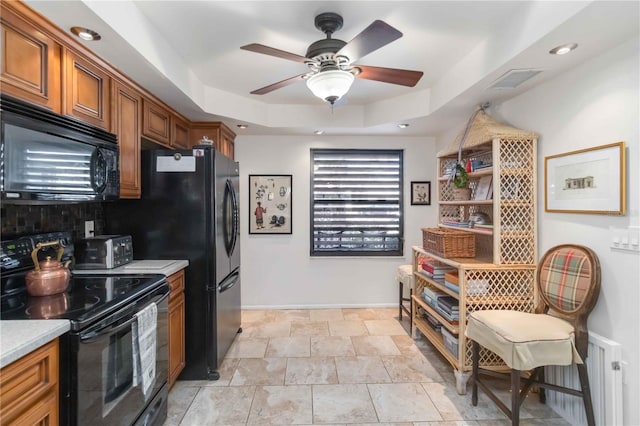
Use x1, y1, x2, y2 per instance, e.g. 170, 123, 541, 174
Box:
0, 320, 70, 368
72, 259, 189, 277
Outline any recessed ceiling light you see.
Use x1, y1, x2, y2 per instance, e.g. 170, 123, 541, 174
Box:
236, 124, 248, 129
70, 26, 101, 41
398, 123, 410, 129
549, 43, 578, 55
314, 130, 324, 135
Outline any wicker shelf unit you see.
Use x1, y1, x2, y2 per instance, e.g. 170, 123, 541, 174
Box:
411, 111, 538, 394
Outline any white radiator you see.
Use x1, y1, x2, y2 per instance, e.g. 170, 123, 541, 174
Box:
545, 332, 623, 426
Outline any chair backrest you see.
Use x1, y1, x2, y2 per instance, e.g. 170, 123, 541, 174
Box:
536, 244, 601, 359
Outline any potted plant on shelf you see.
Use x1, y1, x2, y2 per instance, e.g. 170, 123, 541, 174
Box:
452, 163, 471, 200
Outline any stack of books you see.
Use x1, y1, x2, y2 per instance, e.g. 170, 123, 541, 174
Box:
436, 296, 459, 323
444, 271, 459, 293
472, 224, 494, 233
422, 312, 442, 333
422, 286, 447, 308
421, 261, 456, 280
441, 219, 471, 228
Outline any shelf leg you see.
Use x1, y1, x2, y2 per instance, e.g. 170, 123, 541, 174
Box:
411, 322, 420, 340
454, 369, 471, 395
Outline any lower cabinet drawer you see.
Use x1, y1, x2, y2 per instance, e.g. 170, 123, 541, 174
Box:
0, 339, 59, 424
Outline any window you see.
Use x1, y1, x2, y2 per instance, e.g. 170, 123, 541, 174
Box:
310, 149, 404, 256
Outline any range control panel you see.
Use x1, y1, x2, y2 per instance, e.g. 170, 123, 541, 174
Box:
1, 231, 74, 273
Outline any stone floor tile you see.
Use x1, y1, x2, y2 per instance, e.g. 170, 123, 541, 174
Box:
246, 385, 312, 425
351, 335, 402, 356
312, 383, 378, 424
364, 319, 410, 336
179, 386, 255, 425
328, 320, 369, 336
381, 354, 444, 383
335, 356, 392, 384
164, 384, 199, 426
310, 336, 356, 357
290, 320, 330, 336
272, 309, 310, 322
246, 321, 291, 338
285, 356, 338, 385
229, 358, 287, 386
265, 336, 311, 357
225, 337, 269, 358
368, 382, 443, 423
309, 308, 345, 321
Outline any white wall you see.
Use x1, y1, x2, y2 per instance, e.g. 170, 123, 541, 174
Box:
441, 37, 639, 425
235, 135, 437, 309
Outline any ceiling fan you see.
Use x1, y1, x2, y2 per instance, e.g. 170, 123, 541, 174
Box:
241, 12, 424, 105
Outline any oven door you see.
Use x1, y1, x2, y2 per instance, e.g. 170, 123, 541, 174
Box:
73, 285, 169, 426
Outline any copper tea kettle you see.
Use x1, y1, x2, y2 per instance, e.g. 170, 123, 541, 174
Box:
25, 241, 71, 296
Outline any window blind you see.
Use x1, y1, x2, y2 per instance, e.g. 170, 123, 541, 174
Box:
310, 149, 403, 256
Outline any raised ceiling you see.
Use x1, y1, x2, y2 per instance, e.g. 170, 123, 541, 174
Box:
25, 1, 639, 136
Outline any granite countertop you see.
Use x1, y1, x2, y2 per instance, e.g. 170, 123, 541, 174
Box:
0, 320, 70, 368
72, 259, 189, 277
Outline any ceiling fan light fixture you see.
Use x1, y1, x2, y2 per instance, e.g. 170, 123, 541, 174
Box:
306, 70, 354, 104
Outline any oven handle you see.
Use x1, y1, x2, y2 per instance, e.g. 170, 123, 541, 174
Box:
80, 291, 169, 343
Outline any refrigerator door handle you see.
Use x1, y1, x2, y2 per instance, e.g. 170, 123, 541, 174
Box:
224, 179, 238, 257
217, 270, 239, 293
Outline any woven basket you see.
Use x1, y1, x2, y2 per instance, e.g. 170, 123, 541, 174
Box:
422, 227, 476, 258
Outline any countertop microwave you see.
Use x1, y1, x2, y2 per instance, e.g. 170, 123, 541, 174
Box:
0, 94, 119, 203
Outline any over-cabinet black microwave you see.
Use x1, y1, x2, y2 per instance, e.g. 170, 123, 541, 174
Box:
0, 94, 119, 203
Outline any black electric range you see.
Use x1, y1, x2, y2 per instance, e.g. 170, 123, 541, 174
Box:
1, 232, 170, 426
0, 231, 167, 330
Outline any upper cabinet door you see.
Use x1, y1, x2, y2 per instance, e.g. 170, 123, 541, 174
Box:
142, 97, 171, 146
0, 3, 62, 112
171, 115, 190, 149
112, 81, 142, 199
64, 50, 111, 130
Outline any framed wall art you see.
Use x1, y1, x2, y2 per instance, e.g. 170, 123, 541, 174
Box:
411, 181, 431, 205
544, 141, 626, 215
249, 174, 292, 234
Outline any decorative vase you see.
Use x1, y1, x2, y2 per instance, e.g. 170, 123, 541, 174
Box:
452, 187, 471, 201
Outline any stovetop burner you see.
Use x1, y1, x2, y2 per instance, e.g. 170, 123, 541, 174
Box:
25, 293, 101, 319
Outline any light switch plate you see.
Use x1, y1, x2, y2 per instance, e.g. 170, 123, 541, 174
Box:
610, 226, 640, 253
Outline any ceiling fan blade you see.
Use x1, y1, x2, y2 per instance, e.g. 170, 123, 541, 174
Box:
240, 43, 308, 63
355, 65, 423, 87
337, 20, 402, 62
250, 73, 308, 95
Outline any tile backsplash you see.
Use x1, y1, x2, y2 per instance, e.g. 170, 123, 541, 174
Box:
1, 203, 105, 240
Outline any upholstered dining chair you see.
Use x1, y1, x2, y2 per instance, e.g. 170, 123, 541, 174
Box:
465, 244, 601, 426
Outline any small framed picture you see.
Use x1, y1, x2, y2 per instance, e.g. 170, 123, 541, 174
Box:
545, 142, 626, 215
411, 181, 431, 205
249, 174, 292, 234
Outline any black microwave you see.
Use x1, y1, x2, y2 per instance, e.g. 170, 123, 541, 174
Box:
0, 95, 119, 203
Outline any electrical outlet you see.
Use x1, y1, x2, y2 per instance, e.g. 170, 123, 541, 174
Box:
84, 221, 95, 238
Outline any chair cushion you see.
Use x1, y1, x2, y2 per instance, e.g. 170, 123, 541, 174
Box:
465, 310, 583, 370
539, 247, 592, 312
397, 264, 414, 284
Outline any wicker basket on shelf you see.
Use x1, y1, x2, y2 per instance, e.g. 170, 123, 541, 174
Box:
422, 227, 476, 258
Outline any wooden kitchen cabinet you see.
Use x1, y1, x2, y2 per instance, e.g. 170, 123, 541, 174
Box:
168, 269, 186, 389
0, 339, 59, 425
64, 50, 111, 130
171, 114, 191, 149
112, 80, 142, 198
142, 97, 171, 146
0, 1, 62, 112
190, 122, 236, 159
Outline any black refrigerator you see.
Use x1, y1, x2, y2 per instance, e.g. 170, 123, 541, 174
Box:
105, 146, 241, 380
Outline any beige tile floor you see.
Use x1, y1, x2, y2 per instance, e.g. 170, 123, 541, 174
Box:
164, 308, 568, 425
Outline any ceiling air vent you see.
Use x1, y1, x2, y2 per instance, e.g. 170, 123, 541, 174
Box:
489, 69, 543, 89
